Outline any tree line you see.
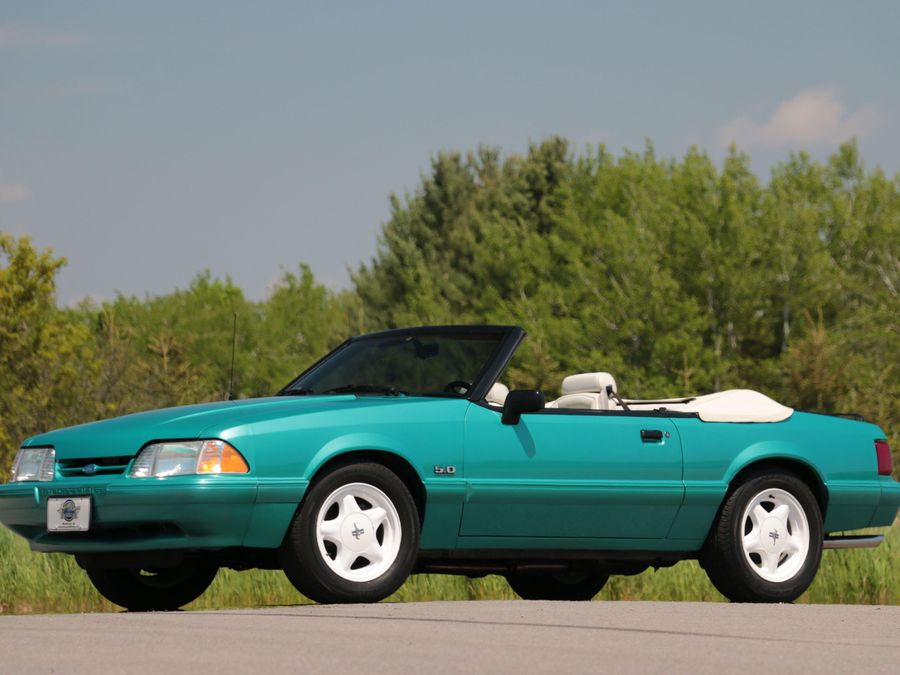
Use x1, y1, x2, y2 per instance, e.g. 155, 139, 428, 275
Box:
1, 138, 898, 475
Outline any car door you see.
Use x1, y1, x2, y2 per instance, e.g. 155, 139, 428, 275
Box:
459, 403, 684, 540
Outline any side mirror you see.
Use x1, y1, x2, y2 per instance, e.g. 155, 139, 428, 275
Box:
501, 390, 546, 425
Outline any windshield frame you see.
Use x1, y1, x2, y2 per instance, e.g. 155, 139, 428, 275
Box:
276, 325, 525, 401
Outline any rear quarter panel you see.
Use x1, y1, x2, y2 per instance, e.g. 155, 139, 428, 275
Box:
668, 411, 888, 540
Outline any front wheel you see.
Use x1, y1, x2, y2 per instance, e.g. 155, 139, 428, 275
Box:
702, 471, 823, 603
506, 571, 609, 600
85, 564, 218, 611
280, 462, 420, 604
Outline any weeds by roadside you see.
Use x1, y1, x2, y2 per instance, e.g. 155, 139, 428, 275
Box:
1, 522, 896, 614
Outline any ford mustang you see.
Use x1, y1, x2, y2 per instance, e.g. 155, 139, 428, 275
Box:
1, 325, 898, 609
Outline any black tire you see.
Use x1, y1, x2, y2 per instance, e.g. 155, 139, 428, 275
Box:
280, 462, 420, 604
85, 564, 218, 611
702, 470, 823, 603
506, 571, 609, 601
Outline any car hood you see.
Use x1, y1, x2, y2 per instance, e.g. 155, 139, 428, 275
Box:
22, 395, 400, 459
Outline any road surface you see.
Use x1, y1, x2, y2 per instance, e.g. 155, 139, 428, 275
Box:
1, 601, 897, 673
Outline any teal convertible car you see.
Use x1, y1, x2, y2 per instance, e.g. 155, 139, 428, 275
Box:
1, 325, 898, 609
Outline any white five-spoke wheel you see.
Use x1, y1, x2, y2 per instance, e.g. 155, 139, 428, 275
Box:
316, 482, 402, 582
703, 470, 823, 603
740, 488, 809, 583
280, 462, 420, 604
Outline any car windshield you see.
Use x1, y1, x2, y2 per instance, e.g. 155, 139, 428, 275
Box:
281, 332, 505, 398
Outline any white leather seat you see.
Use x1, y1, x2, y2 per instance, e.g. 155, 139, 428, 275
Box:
485, 381, 509, 407
562, 372, 617, 395
547, 372, 617, 410
546, 392, 604, 410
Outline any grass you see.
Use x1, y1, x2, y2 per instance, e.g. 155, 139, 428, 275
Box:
1, 522, 897, 614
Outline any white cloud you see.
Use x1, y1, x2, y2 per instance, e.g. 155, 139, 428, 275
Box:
0, 23, 80, 49
0, 182, 30, 204
717, 87, 882, 149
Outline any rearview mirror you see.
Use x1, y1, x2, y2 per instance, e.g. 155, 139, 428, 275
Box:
501, 390, 546, 425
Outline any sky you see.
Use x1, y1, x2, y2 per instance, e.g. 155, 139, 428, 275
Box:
2, 1, 899, 305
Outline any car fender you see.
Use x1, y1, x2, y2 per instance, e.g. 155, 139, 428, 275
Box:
722, 440, 825, 490
241, 432, 420, 549
301, 430, 464, 550
305, 432, 422, 483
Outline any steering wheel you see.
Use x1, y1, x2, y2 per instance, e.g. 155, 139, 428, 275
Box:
443, 380, 472, 395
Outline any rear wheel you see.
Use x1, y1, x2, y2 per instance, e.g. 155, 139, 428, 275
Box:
703, 471, 822, 603
506, 571, 608, 601
85, 564, 218, 611
280, 462, 420, 604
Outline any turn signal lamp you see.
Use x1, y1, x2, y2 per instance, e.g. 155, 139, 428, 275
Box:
197, 440, 250, 474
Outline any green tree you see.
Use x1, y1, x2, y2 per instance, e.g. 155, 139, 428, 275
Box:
3, 139, 898, 478
254, 265, 364, 393
0, 235, 97, 472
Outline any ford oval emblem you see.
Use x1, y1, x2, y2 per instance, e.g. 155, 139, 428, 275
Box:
82, 463, 99, 476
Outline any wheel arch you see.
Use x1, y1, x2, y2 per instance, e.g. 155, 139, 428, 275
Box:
305, 449, 427, 526
725, 457, 828, 518
700, 456, 828, 602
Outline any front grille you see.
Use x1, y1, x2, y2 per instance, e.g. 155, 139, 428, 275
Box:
58, 455, 133, 478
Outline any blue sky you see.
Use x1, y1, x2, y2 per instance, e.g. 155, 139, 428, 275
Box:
2, 1, 899, 305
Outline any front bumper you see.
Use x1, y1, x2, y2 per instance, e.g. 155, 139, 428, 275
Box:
0, 476, 260, 553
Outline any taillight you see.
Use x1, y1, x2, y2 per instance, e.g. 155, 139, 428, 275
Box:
875, 440, 893, 476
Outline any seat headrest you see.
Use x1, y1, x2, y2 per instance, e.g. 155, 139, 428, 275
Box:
561, 372, 617, 395
485, 381, 510, 406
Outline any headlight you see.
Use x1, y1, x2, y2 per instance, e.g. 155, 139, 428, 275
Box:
10, 447, 56, 482
129, 440, 249, 478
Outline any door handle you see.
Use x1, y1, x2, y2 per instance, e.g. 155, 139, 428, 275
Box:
641, 429, 664, 442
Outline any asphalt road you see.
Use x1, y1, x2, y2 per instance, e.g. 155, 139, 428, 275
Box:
1, 601, 897, 674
